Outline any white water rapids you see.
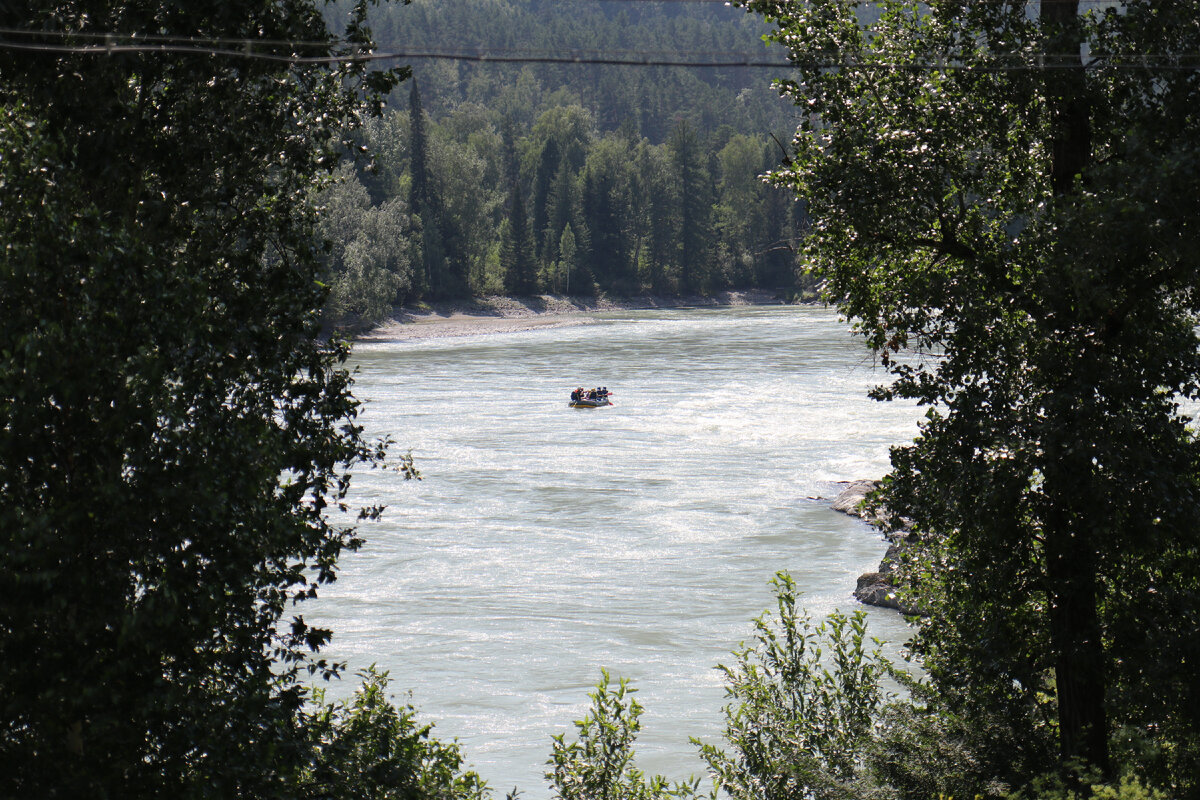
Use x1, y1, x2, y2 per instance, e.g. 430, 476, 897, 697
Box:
307, 305, 924, 795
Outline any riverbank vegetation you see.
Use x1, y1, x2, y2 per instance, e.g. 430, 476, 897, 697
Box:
5, 0, 1199, 798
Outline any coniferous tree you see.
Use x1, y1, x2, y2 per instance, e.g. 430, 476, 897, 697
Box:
568, 217, 595, 296
669, 121, 713, 294
636, 142, 676, 293
531, 138, 561, 264
557, 224, 579, 295
582, 166, 626, 293
408, 81, 471, 299
408, 80, 437, 296
757, 143, 798, 290
408, 81, 431, 222
545, 159, 577, 269
501, 182, 536, 295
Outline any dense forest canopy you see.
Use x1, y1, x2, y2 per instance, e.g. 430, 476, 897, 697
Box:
736, 0, 1200, 796
318, 0, 813, 320
0, 0, 416, 794
342, 0, 797, 139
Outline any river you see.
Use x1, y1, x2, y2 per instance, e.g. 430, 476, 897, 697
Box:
308, 304, 923, 796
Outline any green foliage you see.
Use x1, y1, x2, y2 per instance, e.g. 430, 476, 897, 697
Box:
696, 572, 888, 800
340, 100, 804, 304
668, 121, 714, 294
501, 181, 538, 296
314, 1, 810, 305
867, 671, 1055, 800
548, 670, 703, 800
1012, 771, 1168, 800
549, 224, 580, 295
318, 165, 414, 325
352, 0, 794, 143
0, 1, 400, 795
299, 667, 491, 800
735, 0, 1200, 792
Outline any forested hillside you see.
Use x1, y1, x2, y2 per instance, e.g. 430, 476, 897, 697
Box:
319, 0, 811, 321
365, 0, 796, 139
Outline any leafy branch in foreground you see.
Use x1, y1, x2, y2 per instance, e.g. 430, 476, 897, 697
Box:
548, 669, 704, 800
695, 572, 888, 800
298, 666, 491, 800
733, 0, 1200, 791
0, 1, 402, 795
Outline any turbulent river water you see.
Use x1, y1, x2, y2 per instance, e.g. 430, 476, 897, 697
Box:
308, 304, 924, 796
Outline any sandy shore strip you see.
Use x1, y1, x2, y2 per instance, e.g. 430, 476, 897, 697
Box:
355, 290, 791, 343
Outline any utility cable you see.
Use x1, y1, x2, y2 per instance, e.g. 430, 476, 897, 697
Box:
3, 37, 1198, 71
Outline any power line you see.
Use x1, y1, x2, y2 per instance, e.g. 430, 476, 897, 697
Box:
392, 48, 1200, 71
2, 36, 785, 67
0, 38, 362, 64
0, 0, 1150, 50
3, 36, 1198, 71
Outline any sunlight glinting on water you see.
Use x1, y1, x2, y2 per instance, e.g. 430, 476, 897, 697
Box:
307, 305, 923, 795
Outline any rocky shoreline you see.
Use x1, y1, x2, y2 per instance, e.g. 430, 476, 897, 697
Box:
829, 480, 924, 616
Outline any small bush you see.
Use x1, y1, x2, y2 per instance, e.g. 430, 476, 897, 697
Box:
298, 666, 491, 800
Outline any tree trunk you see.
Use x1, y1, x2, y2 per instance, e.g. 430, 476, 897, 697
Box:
1043, 462, 1110, 778
1039, 0, 1110, 780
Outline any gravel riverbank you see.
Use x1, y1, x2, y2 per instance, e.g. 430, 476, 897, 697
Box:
355, 290, 795, 342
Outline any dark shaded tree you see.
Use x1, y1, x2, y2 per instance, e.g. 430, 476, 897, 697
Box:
738, 0, 1200, 793
531, 137, 561, 263
408, 79, 453, 298
669, 121, 713, 294
409, 81, 432, 224
582, 136, 637, 293
634, 141, 677, 293
756, 143, 800, 290
0, 1, 401, 795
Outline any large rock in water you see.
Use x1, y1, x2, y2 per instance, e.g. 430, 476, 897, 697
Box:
853, 570, 922, 616
831, 479, 913, 530
830, 480, 880, 520
854, 572, 903, 611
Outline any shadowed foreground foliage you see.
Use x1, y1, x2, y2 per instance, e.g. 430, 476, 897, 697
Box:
0, 1, 406, 795
728, 0, 1200, 794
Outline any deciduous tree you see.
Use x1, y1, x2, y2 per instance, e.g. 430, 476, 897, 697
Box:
735, 0, 1200, 792
0, 1, 402, 795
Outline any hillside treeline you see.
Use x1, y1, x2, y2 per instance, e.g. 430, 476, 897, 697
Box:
319, 0, 810, 321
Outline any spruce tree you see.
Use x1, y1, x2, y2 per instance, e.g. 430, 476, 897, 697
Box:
501, 182, 536, 296
531, 138, 561, 264
669, 121, 713, 294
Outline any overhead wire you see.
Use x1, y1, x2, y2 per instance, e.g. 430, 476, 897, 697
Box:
2, 35, 1197, 71
1, 0, 1195, 74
